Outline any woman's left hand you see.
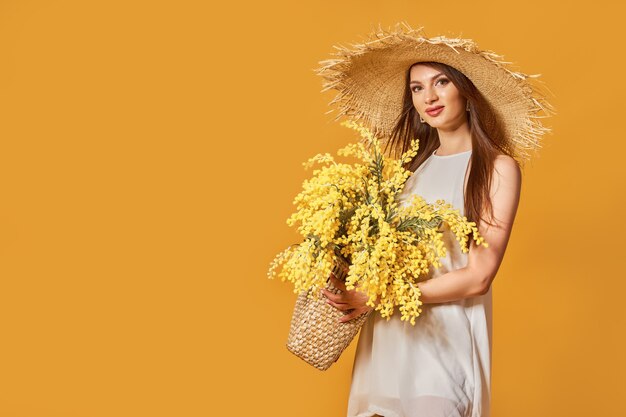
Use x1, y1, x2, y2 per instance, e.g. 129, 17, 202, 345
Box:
322, 273, 376, 323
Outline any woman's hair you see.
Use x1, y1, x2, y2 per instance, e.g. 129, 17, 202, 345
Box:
383, 61, 515, 230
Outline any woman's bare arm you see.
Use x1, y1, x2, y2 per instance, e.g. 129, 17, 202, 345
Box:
416, 154, 522, 304
325, 154, 523, 321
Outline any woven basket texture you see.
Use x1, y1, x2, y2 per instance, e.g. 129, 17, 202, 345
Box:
286, 254, 372, 371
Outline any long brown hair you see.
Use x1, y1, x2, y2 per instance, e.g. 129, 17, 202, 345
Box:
383, 61, 515, 229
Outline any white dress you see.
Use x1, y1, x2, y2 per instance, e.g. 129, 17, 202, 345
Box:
346, 148, 492, 417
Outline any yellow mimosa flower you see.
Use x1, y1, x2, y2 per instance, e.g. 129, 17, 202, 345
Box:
268, 120, 488, 325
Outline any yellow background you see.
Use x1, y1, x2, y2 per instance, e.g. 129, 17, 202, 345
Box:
0, 0, 623, 416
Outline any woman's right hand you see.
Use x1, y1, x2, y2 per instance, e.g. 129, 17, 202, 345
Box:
322, 273, 377, 323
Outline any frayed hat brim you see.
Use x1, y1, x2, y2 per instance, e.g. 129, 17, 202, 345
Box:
314, 21, 556, 164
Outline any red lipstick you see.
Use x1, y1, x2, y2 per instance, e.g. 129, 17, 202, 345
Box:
426, 106, 444, 116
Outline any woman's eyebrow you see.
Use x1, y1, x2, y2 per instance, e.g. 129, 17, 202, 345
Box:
409, 73, 445, 85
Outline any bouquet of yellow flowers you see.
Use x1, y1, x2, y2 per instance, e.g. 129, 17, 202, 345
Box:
268, 120, 488, 370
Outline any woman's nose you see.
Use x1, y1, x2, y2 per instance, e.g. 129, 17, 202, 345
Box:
424, 89, 438, 103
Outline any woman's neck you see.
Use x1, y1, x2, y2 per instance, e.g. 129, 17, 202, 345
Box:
436, 124, 472, 155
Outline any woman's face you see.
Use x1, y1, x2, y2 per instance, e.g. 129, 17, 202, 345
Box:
409, 64, 468, 130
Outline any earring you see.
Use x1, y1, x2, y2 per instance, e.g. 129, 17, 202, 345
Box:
419, 114, 426, 123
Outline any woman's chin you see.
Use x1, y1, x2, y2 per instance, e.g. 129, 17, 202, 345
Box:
427, 120, 445, 129
428, 117, 463, 130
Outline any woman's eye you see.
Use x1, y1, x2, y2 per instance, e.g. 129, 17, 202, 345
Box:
411, 78, 448, 92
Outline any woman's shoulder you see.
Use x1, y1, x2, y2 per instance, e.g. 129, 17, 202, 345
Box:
491, 153, 522, 187
493, 153, 520, 168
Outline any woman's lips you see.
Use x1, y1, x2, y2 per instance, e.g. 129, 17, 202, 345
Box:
426, 106, 444, 116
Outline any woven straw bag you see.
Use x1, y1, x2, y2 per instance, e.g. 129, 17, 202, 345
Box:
286, 253, 373, 371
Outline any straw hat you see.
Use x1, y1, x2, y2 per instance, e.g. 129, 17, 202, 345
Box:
314, 22, 556, 164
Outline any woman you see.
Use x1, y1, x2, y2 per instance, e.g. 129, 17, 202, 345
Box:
316, 23, 555, 417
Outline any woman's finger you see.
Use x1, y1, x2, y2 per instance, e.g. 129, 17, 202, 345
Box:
338, 308, 362, 323
327, 299, 350, 311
